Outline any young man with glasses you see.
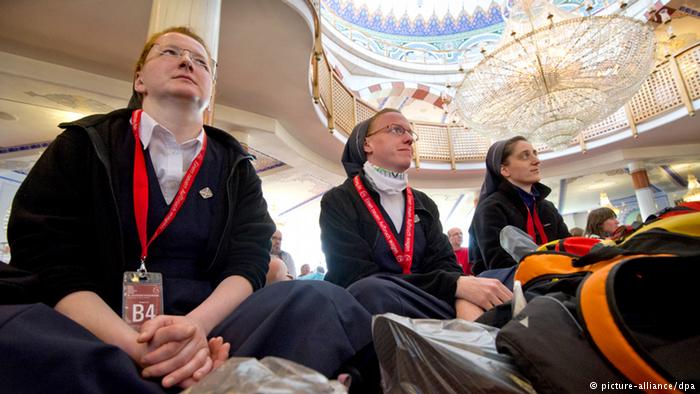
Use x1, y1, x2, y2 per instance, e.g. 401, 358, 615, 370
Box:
2, 27, 376, 392
320, 109, 512, 323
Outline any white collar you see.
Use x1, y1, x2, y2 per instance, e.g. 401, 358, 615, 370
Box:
137, 110, 205, 149
363, 161, 408, 195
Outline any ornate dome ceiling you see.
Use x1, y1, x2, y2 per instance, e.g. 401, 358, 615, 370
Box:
320, 0, 608, 65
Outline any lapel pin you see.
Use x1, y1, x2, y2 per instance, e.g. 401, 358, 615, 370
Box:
199, 187, 213, 199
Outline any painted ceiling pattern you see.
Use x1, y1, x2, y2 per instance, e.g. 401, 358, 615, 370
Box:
320, 0, 608, 64
322, 0, 506, 37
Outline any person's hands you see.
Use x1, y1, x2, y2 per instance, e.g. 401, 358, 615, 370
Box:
455, 298, 485, 321
455, 276, 513, 311
208, 336, 230, 370
137, 315, 210, 388
177, 336, 231, 388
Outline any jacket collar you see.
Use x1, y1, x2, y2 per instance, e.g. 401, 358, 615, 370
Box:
497, 180, 551, 204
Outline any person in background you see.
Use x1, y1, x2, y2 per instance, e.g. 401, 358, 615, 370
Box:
584, 207, 619, 239
271, 230, 296, 279
569, 227, 584, 237
299, 264, 311, 277
320, 108, 512, 322
447, 227, 471, 275
469, 136, 569, 275
299, 266, 326, 281
266, 256, 292, 285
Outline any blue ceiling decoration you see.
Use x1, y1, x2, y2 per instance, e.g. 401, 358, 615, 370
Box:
323, 0, 505, 37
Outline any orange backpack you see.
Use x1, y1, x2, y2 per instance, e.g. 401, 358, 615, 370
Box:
507, 212, 700, 392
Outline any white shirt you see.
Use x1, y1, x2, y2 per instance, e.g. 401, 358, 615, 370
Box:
138, 111, 205, 204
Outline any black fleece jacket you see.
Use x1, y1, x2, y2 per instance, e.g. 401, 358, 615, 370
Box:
469, 181, 569, 275
7, 108, 274, 311
320, 173, 462, 305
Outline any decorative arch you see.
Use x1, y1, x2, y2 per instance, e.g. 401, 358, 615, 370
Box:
356, 81, 450, 109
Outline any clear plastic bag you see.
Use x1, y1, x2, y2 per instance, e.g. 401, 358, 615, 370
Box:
500, 225, 538, 263
372, 313, 536, 394
183, 356, 347, 394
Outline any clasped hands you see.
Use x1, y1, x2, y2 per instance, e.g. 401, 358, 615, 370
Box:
454, 276, 513, 321
134, 315, 230, 389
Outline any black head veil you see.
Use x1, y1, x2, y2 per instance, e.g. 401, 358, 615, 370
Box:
341, 118, 372, 177
478, 139, 508, 201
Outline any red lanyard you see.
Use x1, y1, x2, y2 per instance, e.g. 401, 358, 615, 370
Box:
353, 175, 415, 274
525, 204, 548, 245
131, 109, 207, 272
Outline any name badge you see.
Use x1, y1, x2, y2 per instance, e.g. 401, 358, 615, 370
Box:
122, 271, 163, 330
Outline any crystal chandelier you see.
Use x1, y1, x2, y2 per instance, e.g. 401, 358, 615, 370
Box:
454, 0, 657, 150
599, 191, 619, 215
683, 174, 700, 202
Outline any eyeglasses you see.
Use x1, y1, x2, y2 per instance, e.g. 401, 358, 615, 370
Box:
150, 43, 216, 76
368, 124, 419, 141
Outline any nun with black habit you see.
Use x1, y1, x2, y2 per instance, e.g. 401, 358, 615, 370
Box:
320, 108, 512, 321
468, 136, 570, 276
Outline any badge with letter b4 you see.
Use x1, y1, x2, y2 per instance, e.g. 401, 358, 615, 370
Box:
122, 271, 163, 330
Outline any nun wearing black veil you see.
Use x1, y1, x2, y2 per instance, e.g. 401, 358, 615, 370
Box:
320, 108, 512, 321
468, 136, 569, 276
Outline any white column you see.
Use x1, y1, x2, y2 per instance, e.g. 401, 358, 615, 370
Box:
148, 0, 221, 62
628, 162, 657, 221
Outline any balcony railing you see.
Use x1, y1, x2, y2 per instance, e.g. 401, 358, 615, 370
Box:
309, 3, 699, 169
